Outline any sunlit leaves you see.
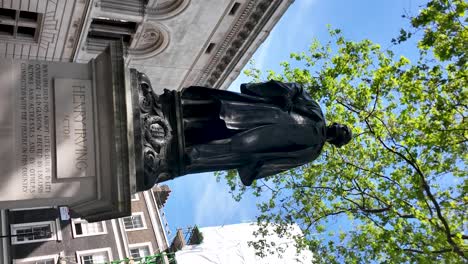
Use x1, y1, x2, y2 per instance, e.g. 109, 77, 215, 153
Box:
409, 0, 467, 65
221, 0, 467, 263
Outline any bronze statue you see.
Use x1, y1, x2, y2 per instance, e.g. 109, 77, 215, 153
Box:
134, 74, 351, 190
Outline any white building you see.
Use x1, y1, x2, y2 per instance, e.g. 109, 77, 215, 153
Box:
175, 223, 314, 264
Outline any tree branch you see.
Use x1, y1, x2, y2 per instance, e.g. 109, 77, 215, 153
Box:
338, 154, 403, 188
401, 248, 454, 254
365, 119, 466, 259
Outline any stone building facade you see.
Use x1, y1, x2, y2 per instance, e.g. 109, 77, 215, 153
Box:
0, 186, 172, 263
0, 0, 293, 92
0, 0, 293, 263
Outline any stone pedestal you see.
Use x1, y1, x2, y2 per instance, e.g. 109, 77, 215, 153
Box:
0, 42, 135, 221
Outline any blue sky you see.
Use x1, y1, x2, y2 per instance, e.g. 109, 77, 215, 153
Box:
163, 0, 426, 241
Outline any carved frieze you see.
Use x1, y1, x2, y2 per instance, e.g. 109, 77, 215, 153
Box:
195, 0, 280, 88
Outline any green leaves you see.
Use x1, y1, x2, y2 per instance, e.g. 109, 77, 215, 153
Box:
223, 0, 468, 262
410, 0, 467, 65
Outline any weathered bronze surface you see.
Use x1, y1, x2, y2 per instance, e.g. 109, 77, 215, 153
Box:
134, 77, 351, 191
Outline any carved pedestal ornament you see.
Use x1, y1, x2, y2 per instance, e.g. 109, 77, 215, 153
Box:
135, 72, 173, 190
134, 71, 186, 191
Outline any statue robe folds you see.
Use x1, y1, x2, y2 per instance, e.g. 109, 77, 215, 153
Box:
181, 80, 327, 186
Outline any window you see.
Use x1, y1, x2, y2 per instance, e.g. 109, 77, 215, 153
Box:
82, 254, 107, 264
87, 18, 137, 52
229, 2, 241, 15
129, 242, 153, 262
0, 7, 42, 41
122, 212, 146, 231
34, 260, 54, 264
33, 260, 54, 264
130, 247, 149, 258
205, 43, 216, 54
13, 254, 58, 264
130, 246, 150, 259
18, 259, 55, 264
10, 206, 53, 211
10, 221, 55, 244
76, 248, 112, 264
131, 193, 139, 201
72, 218, 107, 237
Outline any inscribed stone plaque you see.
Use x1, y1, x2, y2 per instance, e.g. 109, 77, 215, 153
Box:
0, 60, 93, 201
54, 78, 96, 178
0, 41, 131, 220
14, 62, 54, 196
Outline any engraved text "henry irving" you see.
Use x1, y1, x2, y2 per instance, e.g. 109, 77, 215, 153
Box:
72, 85, 88, 171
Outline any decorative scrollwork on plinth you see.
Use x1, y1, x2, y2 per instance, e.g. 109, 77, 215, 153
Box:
135, 72, 174, 190
144, 115, 172, 147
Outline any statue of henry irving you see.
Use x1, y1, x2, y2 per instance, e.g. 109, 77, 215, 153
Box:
180, 80, 352, 186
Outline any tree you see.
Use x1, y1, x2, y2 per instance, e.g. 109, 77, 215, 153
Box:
219, 0, 467, 262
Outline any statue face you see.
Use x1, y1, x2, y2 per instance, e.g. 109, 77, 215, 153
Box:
328, 123, 352, 147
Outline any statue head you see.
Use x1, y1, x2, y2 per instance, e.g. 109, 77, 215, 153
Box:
326, 123, 352, 147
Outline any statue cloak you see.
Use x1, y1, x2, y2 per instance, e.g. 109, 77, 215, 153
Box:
181, 80, 327, 185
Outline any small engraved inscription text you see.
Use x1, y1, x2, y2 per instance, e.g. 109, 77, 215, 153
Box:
19, 63, 52, 194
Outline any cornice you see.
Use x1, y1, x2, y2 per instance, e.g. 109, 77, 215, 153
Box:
194, 0, 278, 88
